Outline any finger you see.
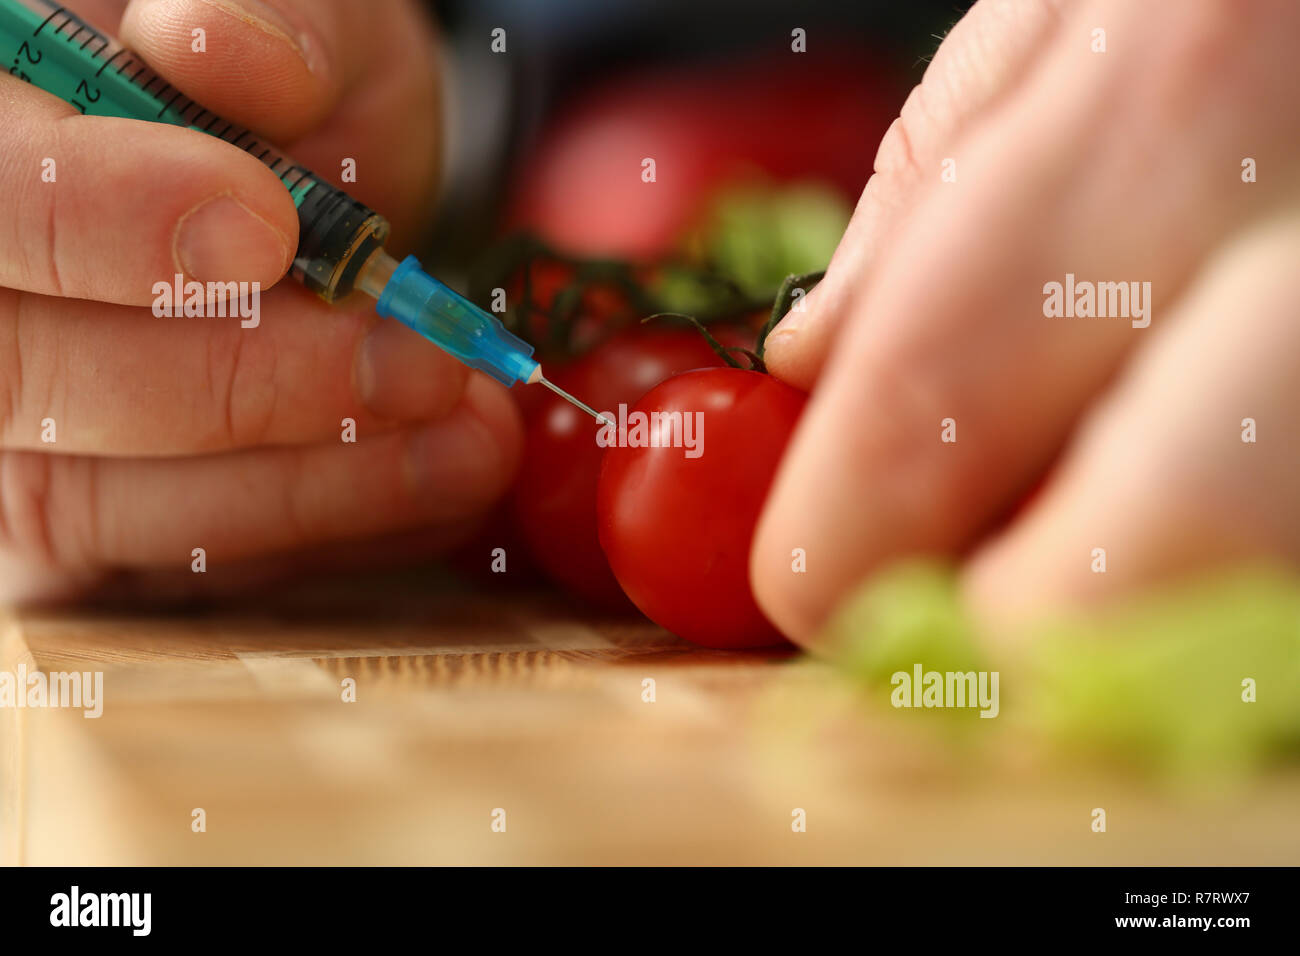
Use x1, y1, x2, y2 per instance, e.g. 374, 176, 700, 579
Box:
119, 0, 442, 243
275, 15, 442, 249
0, 372, 522, 573
764, 0, 1067, 389
0, 77, 296, 303
962, 211, 1300, 636
752, 0, 1300, 646
0, 285, 471, 454
65, 0, 131, 29
119, 0, 356, 143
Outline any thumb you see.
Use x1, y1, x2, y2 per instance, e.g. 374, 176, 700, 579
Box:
764, 0, 1066, 389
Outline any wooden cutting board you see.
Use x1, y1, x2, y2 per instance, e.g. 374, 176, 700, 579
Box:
3, 569, 1298, 865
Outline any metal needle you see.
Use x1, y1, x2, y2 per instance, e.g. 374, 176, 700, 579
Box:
538, 375, 615, 427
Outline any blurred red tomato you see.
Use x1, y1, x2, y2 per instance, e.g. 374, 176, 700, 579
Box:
504, 259, 632, 360
507, 48, 900, 258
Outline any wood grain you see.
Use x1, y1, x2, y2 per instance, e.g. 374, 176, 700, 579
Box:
2, 571, 1298, 865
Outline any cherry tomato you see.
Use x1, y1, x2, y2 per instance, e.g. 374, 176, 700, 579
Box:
513, 328, 746, 607
507, 49, 899, 258
597, 369, 805, 648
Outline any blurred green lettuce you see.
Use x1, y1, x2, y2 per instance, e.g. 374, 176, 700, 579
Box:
823, 561, 1300, 776
654, 180, 850, 314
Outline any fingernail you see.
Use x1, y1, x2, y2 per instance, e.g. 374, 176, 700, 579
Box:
175, 195, 291, 282
357, 320, 468, 420
769, 284, 821, 339
199, 0, 324, 75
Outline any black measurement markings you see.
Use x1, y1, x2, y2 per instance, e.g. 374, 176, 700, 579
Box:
50, 7, 105, 48
283, 168, 311, 190
33, 6, 61, 36
157, 89, 186, 118
29, 4, 105, 85
95, 48, 126, 77
17, 2, 308, 173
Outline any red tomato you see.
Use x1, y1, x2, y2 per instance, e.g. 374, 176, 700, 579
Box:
596, 369, 805, 648
508, 48, 900, 258
513, 328, 746, 607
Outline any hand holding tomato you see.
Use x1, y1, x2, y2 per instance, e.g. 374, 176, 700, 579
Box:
753, 0, 1300, 645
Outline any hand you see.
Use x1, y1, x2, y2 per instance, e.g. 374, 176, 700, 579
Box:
753, 0, 1300, 645
0, 0, 522, 601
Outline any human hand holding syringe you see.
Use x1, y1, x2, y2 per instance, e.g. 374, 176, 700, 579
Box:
0, 0, 529, 600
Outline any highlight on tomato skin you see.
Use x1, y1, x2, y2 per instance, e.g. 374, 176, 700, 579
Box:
596, 368, 807, 649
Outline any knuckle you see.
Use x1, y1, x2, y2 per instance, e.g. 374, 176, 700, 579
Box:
873, 82, 934, 186
206, 326, 277, 449
873, 0, 1066, 190
33, 115, 80, 299
0, 293, 20, 447
0, 452, 98, 569
276, 445, 316, 549
8, 171, 59, 298
0, 291, 57, 452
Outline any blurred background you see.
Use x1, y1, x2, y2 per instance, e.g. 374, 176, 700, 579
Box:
426, 0, 962, 261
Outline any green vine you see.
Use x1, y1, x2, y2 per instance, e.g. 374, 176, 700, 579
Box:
468, 232, 827, 366
757, 271, 825, 361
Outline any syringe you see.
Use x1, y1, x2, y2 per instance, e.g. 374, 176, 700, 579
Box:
0, 0, 605, 418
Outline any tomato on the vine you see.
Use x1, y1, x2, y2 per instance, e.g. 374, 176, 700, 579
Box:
513, 328, 748, 608
596, 368, 806, 648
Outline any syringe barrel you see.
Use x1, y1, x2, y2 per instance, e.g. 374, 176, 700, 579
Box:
291, 181, 391, 302
0, 0, 390, 302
